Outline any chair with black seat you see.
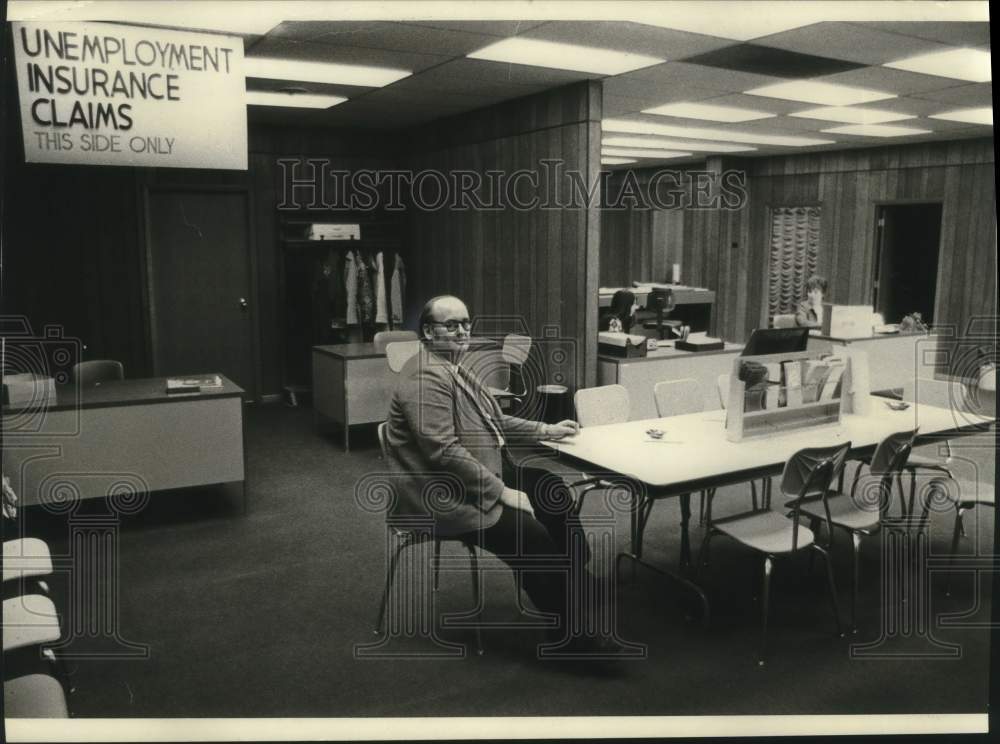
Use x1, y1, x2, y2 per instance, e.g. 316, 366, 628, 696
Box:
698, 442, 849, 665
71, 360, 123, 387
798, 429, 915, 632
373, 330, 418, 353
642, 288, 683, 340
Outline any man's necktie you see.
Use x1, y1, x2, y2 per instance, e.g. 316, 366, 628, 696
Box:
450, 363, 505, 447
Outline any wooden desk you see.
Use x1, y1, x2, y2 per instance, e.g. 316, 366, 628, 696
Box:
2, 375, 246, 510
598, 343, 743, 417
807, 332, 939, 393
313, 340, 503, 451
542, 395, 993, 623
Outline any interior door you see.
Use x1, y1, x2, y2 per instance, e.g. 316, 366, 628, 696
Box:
145, 187, 257, 397
873, 203, 942, 324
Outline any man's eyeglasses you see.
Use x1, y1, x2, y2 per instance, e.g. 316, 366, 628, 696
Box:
431, 320, 472, 333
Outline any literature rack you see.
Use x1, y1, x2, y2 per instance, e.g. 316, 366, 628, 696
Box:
725, 349, 869, 442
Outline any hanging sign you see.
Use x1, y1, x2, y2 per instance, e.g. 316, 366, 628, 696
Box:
12, 21, 248, 170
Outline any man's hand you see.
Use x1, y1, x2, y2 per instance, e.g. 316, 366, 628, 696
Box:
500, 487, 535, 517
542, 420, 581, 440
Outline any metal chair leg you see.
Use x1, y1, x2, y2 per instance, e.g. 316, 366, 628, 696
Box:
758, 556, 773, 667
850, 462, 864, 501
698, 491, 705, 526
433, 539, 442, 592
944, 507, 965, 597
374, 542, 406, 634
465, 544, 484, 655
806, 517, 821, 575
814, 544, 844, 638
751, 481, 758, 511
850, 532, 862, 633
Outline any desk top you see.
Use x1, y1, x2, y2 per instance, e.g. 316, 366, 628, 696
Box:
599, 286, 715, 307
542, 395, 992, 491
2, 374, 244, 414
810, 332, 933, 344
599, 342, 742, 365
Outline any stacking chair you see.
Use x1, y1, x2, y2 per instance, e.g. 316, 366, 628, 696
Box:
385, 340, 421, 373
574, 384, 630, 427
71, 360, 123, 387
4, 673, 69, 717
698, 442, 849, 665
373, 330, 418, 353
798, 430, 914, 632
922, 476, 996, 597
373, 422, 484, 654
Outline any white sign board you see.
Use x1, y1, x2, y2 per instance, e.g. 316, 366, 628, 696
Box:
12, 22, 247, 170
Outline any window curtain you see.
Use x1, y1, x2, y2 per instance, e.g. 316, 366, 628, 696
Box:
768, 206, 820, 317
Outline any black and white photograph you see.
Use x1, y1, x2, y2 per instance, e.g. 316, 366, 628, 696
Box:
1, 1, 996, 741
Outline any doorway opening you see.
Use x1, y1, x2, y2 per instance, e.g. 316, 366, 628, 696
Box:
873, 203, 942, 324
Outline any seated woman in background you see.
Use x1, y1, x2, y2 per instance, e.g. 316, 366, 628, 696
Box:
600, 289, 639, 333
795, 275, 828, 329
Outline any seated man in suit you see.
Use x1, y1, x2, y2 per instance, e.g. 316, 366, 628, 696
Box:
384, 295, 607, 652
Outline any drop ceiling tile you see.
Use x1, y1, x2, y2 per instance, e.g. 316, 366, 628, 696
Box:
623, 61, 787, 93
357, 87, 503, 110
402, 20, 549, 37
519, 21, 734, 60
908, 82, 994, 105
419, 57, 600, 85
817, 66, 971, 95
603, 94, 656, 116
909, 116, 985, 133
719, 116, 834, 134
680, 43, 864, 78
751, 22, 951, 66
390, 73, 547, 100
245, 78, 371, 99
266, 21, 500, 56
247, 37, 451, 73
693, 93, 812, 115
602, 76, 721, 103
858, 22, 991, 49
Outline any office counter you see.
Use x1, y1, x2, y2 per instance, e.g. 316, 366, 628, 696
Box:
807, 332, 939, 393
597, 343, 743, 419
2, 375, 246, 508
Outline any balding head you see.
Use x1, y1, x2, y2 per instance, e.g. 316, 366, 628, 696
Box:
419, 295, 471, 359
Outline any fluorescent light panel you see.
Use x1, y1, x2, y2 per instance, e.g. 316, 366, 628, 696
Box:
602, 147, 692, 159
601, 157, 637, 165
642, 101, 774, 123
790, 106, 915, 124
246, 91, 347, 109
244, 57, 411, 87
821, 124, 932, 137
886, 48, 991, 83
467, 37, 663, 76
746, 80, 895, 106
929, 107, 993, 126
602, 118, 835, 147
602, 135, 755, 152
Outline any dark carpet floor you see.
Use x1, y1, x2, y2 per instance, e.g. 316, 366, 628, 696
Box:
13, 403, 995, 717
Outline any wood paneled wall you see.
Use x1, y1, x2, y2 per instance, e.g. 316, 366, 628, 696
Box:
602, 139, 996, 349
405, 81, 602, 390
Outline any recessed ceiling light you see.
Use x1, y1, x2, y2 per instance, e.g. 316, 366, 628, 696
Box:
821, 124, 932, 137
601, 157, 637, 165
603, 136, 756, 152
790, 106, 916, 124
466, 38, 663, 75
246, 91, 347, 109
244, 57, 411, 87
885, 48, 991, 83
602, 118, 835, 147
745, 80, 895, 106
602, 147, 692, 159
929, 107, 993, 126
642, 101, 775, 123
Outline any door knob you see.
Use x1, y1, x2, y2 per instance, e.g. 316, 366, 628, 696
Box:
239, 297, 248, 310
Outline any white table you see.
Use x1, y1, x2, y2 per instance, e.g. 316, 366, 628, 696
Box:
542, 395, 994, 623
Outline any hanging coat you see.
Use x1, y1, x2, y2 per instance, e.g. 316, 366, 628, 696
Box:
344, 250, 359, 325
390, 252, 405, 328
327, 249, 346, 327
374, 251, 389, 324
356, 253, 376, 326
